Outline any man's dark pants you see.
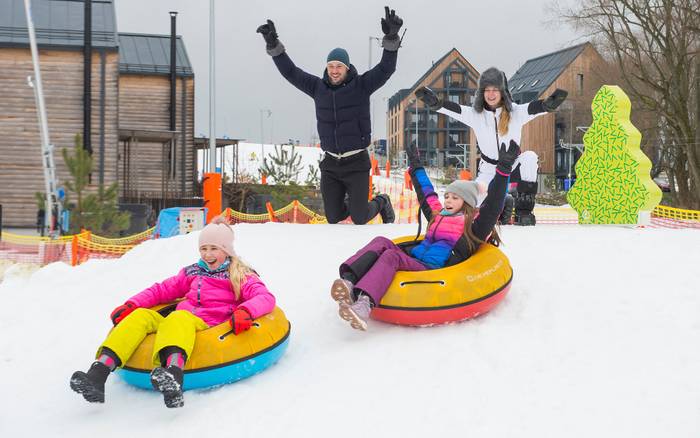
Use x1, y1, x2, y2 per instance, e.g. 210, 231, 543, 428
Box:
320, 150, 381, 224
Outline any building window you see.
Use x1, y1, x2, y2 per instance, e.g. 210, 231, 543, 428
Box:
576, 74, 584, 95
517, 83, 525, 90
556, 150, 565, 172
531, 79, 539, 87
448, 94, 460, 104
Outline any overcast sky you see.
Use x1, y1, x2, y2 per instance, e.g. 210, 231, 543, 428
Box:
114, 0, 583, 145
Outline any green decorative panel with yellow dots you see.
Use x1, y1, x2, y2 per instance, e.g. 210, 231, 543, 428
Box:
567, 85, 662, 224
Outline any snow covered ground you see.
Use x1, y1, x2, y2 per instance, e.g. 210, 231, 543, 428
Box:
1, 223, 699, 437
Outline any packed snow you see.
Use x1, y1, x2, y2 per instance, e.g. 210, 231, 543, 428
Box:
1, 223, 698, 437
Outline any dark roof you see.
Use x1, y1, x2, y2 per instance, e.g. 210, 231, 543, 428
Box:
118, 33, 193, 77
509, 42, 589, 103
388, 88, 410, 109
0, 0, 118, 49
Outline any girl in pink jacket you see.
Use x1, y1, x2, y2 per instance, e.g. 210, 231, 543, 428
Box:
70, 223, 276, 408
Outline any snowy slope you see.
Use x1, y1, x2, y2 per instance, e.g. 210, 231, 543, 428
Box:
1, 224, 699, 437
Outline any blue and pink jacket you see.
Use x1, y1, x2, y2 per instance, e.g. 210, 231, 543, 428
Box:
127, 260, 276, 327
409, 167, 508, 269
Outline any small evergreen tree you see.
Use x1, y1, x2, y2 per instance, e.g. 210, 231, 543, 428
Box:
258, 144, 303, 185
62, 134, 130, 235
304, 160, 321, 188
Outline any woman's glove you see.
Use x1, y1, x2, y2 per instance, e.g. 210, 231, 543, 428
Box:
496, 140, 521, 176
404, 143, 422, 169
542, 89, 568, 112
256, 19, 279, 49
415, 86, 441, 111
110, 301, 138, 325
230, 309, 253, 335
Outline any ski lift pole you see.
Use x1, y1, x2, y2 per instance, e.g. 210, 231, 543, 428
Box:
24, 0, 61, 237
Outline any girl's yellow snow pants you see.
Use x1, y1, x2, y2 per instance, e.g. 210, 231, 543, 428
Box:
98, 308, 208, 367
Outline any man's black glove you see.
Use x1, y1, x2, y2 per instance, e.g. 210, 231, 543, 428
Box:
256, 19, 279, 49
415, 87, 441, 111
542, 89, 568, 112
405, 143, 422, 169
496, 140, 520, 175
381, 6, 403, 40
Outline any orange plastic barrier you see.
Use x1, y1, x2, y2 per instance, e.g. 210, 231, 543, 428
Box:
203, 172, 222, 223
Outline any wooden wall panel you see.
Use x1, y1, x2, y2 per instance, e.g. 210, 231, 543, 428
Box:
0, 48, 119, 227
118, 75, 195, 196
521, 113, 555, 174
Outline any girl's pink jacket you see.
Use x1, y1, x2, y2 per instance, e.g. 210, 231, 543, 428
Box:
127, 262, 276, 327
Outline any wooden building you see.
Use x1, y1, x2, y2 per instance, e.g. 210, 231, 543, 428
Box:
118, 33, 195, 203
508, 42, 608, 188
387, 48, 480, 170
0, 0, 119, 227
0, 0, 196, 227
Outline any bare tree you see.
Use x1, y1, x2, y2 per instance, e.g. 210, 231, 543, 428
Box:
554, 0, 700, 208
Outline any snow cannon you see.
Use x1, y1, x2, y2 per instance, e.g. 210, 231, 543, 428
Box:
370, 237, 512, 326
117, 304, 290, 390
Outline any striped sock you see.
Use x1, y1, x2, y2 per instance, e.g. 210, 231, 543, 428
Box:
166, 352, 185, 369
97, 353, 117, 371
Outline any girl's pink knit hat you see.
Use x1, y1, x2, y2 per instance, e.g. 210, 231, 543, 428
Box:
198, 223, 235, 256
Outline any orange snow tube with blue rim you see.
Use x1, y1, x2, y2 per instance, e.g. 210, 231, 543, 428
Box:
370, 236, 513, 326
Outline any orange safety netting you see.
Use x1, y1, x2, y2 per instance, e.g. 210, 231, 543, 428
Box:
0, 228, 155, 266
2, 192, 697, 268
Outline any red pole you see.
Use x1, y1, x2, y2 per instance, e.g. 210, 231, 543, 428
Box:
266, 201, 277, 222
71, 235, 78, 266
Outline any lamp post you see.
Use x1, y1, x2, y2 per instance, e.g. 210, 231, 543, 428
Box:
260, 109, 271, 161
202, 0, 222, 223
208, 0, 216, 172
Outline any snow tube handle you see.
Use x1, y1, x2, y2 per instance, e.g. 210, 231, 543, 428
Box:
218, 322, 261, 340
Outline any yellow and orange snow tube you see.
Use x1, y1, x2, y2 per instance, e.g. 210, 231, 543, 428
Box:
370, 237, 513, 326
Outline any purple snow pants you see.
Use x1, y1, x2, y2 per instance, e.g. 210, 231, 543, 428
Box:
339, 236, 426, 305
